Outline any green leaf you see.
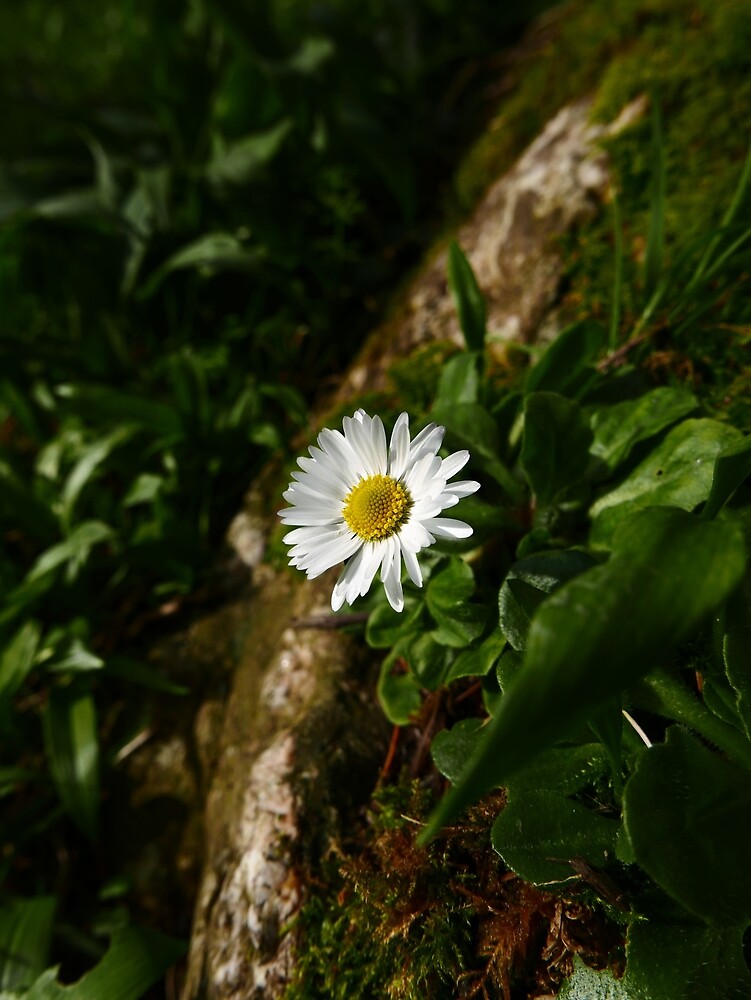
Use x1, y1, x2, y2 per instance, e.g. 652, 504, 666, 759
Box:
60, 428, 134, 529
0, 896, 56, 991
590, 419, 741, 545
521, 392, 593, 506
26, 522, 115, 586
421, 507, 746, 841
140, 233, 262, 297
623, 922, 751, 1000
702, 436, 751, 520
377, 643, 421, 725
491, 743, 617, 884
525, 321, 607, 398
560, 956, 634, 1000
498, 549, 597, 651
0, 620, 42, 712
426, 558, 486, 648
434, 352, 481, 407
207, 120, 293, 187
426, 557, 474, 610
46, 640, 104, 674
447, 241, 485, 351
406, 633, 452, 689
590, 387, 698, 470
431, 718, 485, 783
492, 789, 619, 886
722, 572, 751, 738
365, 596, 423, 650
588, 698, 624, 786
623, 727, 751, 925
43, 685, 99, 841
26, 926, 186, 1000
445, 630, 506, 683
431, 402, 520, 499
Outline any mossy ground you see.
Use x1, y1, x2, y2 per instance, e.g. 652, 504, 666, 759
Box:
285, 0, 750, 995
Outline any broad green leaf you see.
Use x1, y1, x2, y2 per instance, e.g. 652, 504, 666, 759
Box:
447, 241, 485, 351
60, 427, 133, 528
623, 727, 751, 925
590, 387, 697, 470
0, 896, 56, 990
722, 572, 751, 738
491, 744, 617, 884
559, 956, 634, 1000
0, 620, 42, 711
421, 507, 746, 841
588, 698, 624, 785
521, 392, 593, 506
623, 922, 751, 1000
445, 630, 506, 683
377, 643, 421, 725
43, 685, 99, 841
434, 352, 481, 407
492, 789, 619, 885
590, 419, 741, 544
46, 640, 104, 674
26, 522, 115, 585
431, 402, 521, 499
498, 549, 597, 651
141, 233, 262, 296
702, 436, 751, 520
365, 596, 423, 649
525, 321, 607, 398
431, 718, 485, 783
26, 926, 186, 1000
430, 604, 487, 648
427, 559, 486, 648
207, 120, 293, 187
407, 633, 452, 689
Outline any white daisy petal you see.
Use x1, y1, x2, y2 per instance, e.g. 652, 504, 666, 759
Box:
445, 479, 481, 498
280, 408, 478, 611
388, 412, 411, 480
441, 450, 470, 479
382, 538, 404, 612
422, 517, 474, 539
401, 545, 423, 587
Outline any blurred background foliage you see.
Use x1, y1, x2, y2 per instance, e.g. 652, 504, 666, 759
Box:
0, 0, 558, 993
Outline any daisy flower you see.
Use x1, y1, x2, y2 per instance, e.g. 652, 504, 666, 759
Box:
279, 409, 480, 612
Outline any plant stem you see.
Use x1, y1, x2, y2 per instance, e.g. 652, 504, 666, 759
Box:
636, 669, 751, 769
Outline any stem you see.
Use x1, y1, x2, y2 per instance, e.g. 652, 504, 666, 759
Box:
637, 669, 751, 769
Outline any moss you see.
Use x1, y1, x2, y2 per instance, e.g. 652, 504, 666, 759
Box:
285, 776, 624, 1000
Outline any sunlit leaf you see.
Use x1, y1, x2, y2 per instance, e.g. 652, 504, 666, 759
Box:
521, 392, 593, 506
0, 896, 56, 991
43, 685, 99, 841
26, 926, 186, 1000
623, 727, 751, 925
623, 923, 751, 1000
447, 241, 486, 352
590, 419, 741, 544
421, 507, 746, 841
590, 387, 697, 470
0, 619, 42, 713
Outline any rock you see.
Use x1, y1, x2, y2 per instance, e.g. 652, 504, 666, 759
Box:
122, 91, 642, 998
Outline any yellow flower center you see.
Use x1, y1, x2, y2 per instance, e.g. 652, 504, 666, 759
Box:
343, 474, 413, 542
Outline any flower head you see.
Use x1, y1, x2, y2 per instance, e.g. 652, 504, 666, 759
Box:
279, 409, 480, 612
